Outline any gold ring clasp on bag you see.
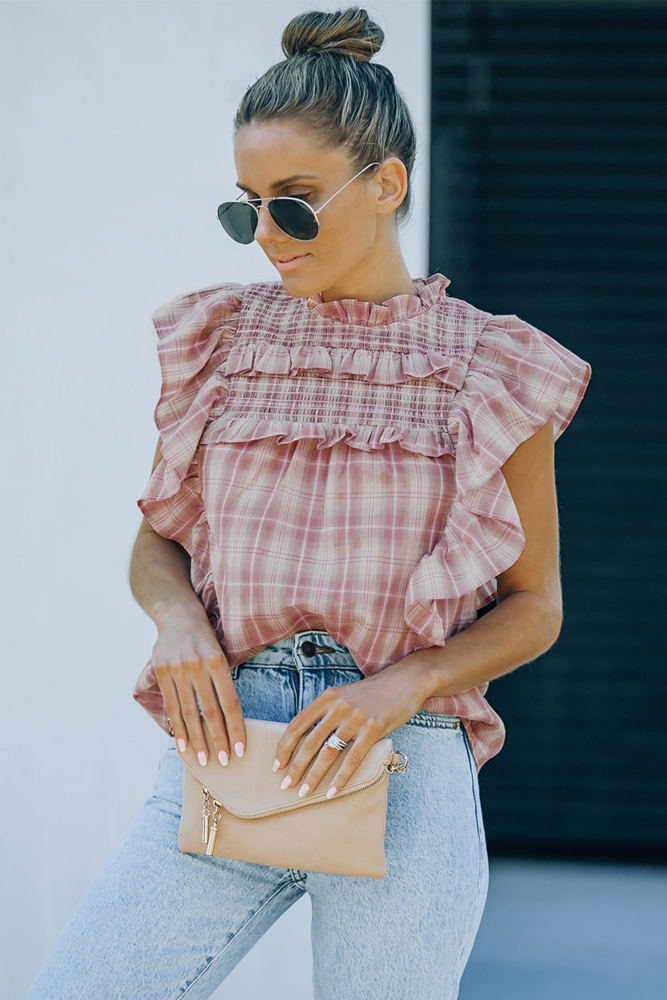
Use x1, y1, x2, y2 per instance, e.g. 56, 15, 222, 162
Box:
387, 750, 408, 773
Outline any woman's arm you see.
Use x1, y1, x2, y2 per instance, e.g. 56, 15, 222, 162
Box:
130, 441, 246, 766
273, 419, 563, 797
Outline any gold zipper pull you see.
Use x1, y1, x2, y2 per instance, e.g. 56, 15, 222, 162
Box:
206, 801, 222, 856
201, 787, 212, 845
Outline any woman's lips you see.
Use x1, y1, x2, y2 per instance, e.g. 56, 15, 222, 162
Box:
275, 254, 309, 272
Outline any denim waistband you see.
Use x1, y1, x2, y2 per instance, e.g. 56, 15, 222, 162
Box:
238, 629, 360, 671
235, 630, 461, 728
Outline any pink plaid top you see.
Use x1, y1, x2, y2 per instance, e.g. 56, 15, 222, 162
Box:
133, 274, 590, 770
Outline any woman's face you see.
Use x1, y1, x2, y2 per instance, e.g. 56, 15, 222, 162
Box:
233, 118, 384, 301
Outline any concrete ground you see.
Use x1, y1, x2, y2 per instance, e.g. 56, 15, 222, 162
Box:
459, 859, 667, 1000
215, 858, 667, 998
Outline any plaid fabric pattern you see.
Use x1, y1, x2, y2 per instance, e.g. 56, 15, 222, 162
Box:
134, 275, 590, 771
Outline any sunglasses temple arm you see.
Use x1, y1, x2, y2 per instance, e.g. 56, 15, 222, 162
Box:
314, 162, 381, 215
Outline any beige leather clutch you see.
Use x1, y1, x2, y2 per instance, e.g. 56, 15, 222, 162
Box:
177, 717, 408, 879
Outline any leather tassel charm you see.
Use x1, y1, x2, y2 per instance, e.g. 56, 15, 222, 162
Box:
206, 821, 219, 856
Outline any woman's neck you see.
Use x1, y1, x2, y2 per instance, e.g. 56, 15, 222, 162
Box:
319, 253, 417, 304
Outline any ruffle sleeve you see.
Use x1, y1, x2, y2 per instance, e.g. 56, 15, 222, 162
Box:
404, 313, 591, 644
137, 282, 244, 553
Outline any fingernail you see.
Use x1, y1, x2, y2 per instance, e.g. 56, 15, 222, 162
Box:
280, 775, 292, 790
272, 758, 280, 773
177, 738, 186, 753
298, 782, 310, 798
326, 786, 337, 799
218, 750, 229, 766
234, 742, 245, 759
197, 751, 208, 766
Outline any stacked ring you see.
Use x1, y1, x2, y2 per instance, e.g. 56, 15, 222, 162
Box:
325, 733, 349, 751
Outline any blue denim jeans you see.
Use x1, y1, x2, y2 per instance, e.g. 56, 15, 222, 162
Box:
28, 630, 488, 1000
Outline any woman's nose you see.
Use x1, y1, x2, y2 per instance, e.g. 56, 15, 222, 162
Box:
253, 203, 283, 245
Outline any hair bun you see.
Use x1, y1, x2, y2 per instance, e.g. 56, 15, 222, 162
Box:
282, 7, 384, 62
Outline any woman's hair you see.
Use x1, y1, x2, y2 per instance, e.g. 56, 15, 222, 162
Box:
233, 7, 416, 219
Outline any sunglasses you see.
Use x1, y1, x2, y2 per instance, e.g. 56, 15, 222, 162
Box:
217, 162, 380, 244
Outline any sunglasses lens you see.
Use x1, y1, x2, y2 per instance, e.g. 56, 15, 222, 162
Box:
268, 199, 319, 241
217, 202, 257, 244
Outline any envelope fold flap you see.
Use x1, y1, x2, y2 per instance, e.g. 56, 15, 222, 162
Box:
178, 716, 392, 819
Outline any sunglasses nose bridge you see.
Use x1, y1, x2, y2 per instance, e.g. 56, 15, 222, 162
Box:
252, 200, 284, 243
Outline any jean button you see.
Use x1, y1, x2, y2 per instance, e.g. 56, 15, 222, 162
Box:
300, 641, 317, 657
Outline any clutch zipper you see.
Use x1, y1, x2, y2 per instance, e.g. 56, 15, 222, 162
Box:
199, 750, 408, 856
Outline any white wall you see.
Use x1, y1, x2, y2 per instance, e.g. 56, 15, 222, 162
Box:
1, 0, 429, 994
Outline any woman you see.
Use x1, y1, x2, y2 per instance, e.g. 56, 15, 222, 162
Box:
28, 8, 590, 999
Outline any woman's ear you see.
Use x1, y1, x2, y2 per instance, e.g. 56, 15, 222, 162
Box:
372, 157, 408, 215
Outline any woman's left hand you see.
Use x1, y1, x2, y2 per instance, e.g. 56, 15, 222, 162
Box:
272, 658, 431, 798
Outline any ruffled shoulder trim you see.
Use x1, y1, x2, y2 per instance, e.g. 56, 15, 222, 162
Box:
453, 313, 592, 493
137, 282, 244, 549
404, 312, 591, 645
150, 281, 244, 389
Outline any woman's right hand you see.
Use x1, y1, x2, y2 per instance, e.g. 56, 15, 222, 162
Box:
130, 440, 246, 767
151, 599, 246, 768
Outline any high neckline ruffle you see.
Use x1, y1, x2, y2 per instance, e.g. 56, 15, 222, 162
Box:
306, 273, 452, 326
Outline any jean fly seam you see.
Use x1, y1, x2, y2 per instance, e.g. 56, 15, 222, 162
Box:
176, 877, 304, 998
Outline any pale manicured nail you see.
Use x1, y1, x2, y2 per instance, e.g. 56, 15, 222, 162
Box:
234, 742, 245, 759
298, 782, 310, 798
197, 751, 208, 766
272, 758, 280, 773
177, 738, 186, 753
280, 775, 292, 790
218, 750, 229, 766
326, 786, 337, 799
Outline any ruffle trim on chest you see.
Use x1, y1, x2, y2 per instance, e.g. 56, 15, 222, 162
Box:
224, 341, 470, 389
202, 414, 456, 459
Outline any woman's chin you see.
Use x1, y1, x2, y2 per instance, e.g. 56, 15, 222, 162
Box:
276, 270, 321, 300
